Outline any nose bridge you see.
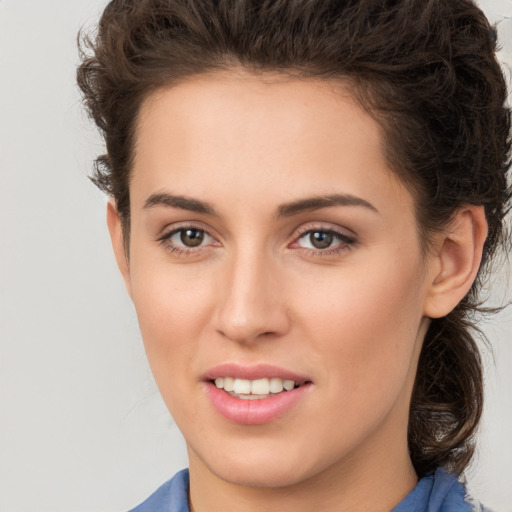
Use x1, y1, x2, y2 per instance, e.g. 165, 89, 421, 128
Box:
215, 244, 288, 343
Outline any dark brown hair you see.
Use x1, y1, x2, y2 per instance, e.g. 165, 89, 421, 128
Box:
77, 0, 511, 477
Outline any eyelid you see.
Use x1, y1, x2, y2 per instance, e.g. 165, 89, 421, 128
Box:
288, 222, 357, 254
156, 220, 217, 241
291, 222, 356, 242
156, 222, 221, 254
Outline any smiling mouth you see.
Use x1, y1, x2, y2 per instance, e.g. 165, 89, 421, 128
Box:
212, 377, 305, 400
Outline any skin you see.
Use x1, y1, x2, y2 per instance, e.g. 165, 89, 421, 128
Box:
107, 72, 487, 512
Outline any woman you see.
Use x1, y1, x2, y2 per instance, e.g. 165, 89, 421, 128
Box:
77, 0, 510, 510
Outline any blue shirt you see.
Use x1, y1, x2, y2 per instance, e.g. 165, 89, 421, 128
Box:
129, 468, 487, 512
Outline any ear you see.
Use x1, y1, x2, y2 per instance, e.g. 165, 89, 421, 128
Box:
106, 200, 133, 298
424, 205, 488, 319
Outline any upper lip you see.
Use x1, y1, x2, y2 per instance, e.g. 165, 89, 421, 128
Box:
203, 363, 312, 384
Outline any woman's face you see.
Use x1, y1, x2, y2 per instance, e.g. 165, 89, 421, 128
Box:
115, 73, 437, 488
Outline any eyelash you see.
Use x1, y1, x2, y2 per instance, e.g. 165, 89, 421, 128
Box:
291, 226, 356, 256
156, 224, 215, 256
156, 224, 356, 258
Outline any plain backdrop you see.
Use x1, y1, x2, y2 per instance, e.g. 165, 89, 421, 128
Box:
0, 1, 510, 511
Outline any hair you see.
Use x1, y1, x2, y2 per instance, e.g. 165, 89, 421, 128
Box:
77, 0, 511, 477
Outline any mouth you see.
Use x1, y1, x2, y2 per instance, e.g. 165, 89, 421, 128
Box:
203, 364, 313, 424
211, 376, 305, 400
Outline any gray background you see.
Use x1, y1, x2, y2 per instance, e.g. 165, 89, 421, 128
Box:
0, 1, 510, 511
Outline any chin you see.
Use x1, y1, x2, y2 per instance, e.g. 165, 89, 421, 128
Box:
215, 460, 312, 489
191, 438, 335, 490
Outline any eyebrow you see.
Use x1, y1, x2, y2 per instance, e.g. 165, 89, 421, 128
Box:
143, 192, 378, 217
276, 194, 379, 218
144, 193, 217, 215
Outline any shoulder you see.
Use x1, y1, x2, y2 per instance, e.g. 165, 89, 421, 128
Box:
392, 468, 491, 512
128, 469, 190, 512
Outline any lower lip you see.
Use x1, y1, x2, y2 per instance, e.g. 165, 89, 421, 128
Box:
204, 382, 312, 425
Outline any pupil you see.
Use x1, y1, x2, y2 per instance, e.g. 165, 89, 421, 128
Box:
310, 231, 333, 249
181, 229, 204, 247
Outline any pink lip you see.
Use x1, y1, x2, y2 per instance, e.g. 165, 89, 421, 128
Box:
203, 363, 311, 383
202, 363, 313, 425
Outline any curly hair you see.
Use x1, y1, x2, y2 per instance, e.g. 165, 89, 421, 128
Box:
77, 0, 511, 477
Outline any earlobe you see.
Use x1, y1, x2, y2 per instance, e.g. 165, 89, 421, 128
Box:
424, 206, 488, 319
106, 200, 133, 298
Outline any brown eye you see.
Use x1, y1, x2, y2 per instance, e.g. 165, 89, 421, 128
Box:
180, 228, 205, 247
157, 226, 217, 255
309, 231, 333, 249
295, 228, 355, 253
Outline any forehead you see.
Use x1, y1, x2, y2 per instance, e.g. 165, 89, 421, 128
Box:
136, 73, 368, 153
131, 71, 413, 219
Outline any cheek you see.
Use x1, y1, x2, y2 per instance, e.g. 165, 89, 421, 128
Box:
129, 258, 215, 374
129, 268, 216, 422
293, 254, 426, 398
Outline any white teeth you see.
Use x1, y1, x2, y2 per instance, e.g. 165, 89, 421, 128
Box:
223, 377, 234, 392
283, 379, 295, 391
251, 378, 270, 395
233, 378, 251, 395
269, 377, 284, 393
214, 376, 300, 396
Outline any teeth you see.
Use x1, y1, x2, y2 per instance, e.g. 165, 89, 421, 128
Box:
223, 377, 234, 392
251, 378, 270, 395
213, 376, 300, 396
283, 379, 295, 391
269, 377, 284, 393
233, 378, 251, 395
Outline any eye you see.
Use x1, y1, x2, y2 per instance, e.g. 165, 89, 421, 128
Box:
157, 225, 217, 254
293, 227, 356, 254
301, 231, 336, 249
174, 228, 208, 247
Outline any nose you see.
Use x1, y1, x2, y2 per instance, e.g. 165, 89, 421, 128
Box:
213, 249, 290, 344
